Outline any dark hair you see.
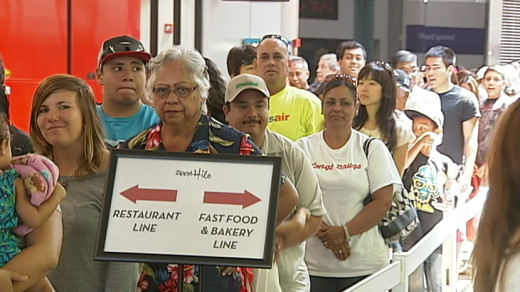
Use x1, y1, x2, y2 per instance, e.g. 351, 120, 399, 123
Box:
321, 75, 357, 100
457, 70, 479, 100
0, 112, 8, 143
391, 50, 417, 68
0, 85, 9, 123
425, 46, 456, 68
204, 57, 227, 124
336, 41, 366, 60
353, 61, 397, 151
0, 56, 5, 86
226, 45, 257, 78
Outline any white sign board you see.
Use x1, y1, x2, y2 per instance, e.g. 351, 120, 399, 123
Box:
95, 149, 281, 268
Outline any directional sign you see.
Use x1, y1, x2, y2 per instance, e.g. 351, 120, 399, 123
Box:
95, 149, 281, 268
203, 190, 261, 208
121, 185, 178, 203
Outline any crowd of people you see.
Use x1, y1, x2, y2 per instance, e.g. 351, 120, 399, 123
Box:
1, 33, 519, 292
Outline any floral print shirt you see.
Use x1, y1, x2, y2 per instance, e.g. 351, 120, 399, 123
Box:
0, 169, 20, 266
119, 115, 259, 292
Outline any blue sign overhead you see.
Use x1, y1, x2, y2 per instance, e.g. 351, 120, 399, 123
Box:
406, 25, 486, 55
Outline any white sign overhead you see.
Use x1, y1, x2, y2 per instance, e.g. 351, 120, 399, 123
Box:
95, 150, 281, 268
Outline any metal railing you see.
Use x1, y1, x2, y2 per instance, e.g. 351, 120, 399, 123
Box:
345, 187, 488, 292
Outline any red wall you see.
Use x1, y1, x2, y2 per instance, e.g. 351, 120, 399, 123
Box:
0, 0, 141, 132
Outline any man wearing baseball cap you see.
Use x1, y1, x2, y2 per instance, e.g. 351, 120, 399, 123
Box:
401, 98, 459, 292
394, 69, 412, 127
395, 69, 411, 111
224, 74, 325, 292
96, 35, 159, 147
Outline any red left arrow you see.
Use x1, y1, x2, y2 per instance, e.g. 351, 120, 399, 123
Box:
203, 190, 261, 208
120, 185, 178, 203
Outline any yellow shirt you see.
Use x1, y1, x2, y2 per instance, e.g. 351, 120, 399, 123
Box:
267, 86, 324, 141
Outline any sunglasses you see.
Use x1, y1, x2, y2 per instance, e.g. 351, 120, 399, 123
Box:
324, 74, 357, 86
100, 41, 146, 61
373, 60, 394, 75
260, 34, 290, 47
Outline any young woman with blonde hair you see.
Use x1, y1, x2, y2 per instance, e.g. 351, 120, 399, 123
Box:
30, 74, 140, 291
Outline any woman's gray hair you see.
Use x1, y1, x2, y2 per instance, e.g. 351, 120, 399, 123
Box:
320, 53, 340, 72
147, 46, 210, 114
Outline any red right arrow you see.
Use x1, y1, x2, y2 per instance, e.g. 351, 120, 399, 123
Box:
120, 185, 178, 204
203, 190, 261, 208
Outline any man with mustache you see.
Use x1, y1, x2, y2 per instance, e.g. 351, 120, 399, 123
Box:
96, 35, 159, 147
254, 34, 323, 141
223, 73, 325, 292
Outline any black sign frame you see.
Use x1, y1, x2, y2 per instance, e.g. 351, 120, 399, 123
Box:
95, 149, 281, 268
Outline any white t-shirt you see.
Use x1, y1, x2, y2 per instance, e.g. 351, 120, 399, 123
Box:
297, 130, 402, 277
262, 129, 326, 291
359, 116, 414, 148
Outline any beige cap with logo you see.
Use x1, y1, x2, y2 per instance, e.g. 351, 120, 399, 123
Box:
225, 74, 271, 103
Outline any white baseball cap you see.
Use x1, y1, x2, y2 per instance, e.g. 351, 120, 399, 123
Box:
405, 97, 444, 128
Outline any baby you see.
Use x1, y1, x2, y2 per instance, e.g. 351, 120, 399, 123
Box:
0, 114, 64, 291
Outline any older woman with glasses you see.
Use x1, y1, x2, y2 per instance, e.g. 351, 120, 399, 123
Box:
297, 74, 401, 291
120, 46, 298, 292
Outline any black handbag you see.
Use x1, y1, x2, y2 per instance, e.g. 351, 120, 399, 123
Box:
362, 138, 419, 244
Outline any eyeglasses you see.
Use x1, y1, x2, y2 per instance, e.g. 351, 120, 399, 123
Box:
260, 34, 290, 47
152, 86, 198, 99
324, 74, 357, 86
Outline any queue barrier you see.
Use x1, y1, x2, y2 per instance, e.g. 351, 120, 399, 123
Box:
345, 187, 488, 292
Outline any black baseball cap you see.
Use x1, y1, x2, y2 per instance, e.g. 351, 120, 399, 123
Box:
98, 35, 151, 67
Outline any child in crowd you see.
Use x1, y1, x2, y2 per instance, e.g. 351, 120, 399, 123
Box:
401, 98, 459, 292
0, 113, 64, 291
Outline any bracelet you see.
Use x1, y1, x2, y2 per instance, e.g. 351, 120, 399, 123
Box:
343, 224, 351, 242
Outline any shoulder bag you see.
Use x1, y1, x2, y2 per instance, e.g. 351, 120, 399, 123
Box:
362, 137, 419, 244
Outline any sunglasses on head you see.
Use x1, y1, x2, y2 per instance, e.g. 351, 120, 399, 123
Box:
324, 74, 357, 86
373, 60, 394, 75
100, 42, 146, 61
260, 34, 290, 47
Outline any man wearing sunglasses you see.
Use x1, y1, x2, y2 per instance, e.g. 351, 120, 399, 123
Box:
254, 34, 323, 141
96, 35, 159, 147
